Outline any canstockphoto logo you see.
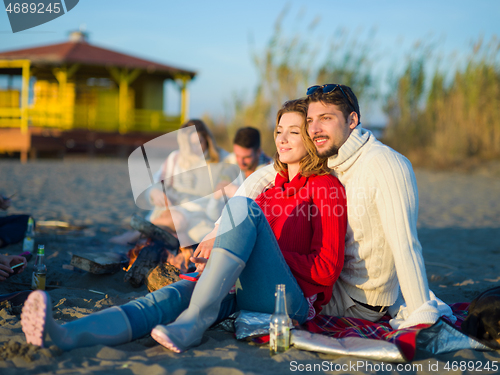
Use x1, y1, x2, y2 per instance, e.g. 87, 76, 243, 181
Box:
128, 127, 246, 248
4, 0, 79, 33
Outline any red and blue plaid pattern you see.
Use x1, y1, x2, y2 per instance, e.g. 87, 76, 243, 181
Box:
251, 303, 470, 361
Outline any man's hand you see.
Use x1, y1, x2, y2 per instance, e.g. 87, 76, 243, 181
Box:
0, 196, 11, 210
0, 255, 27, 281
150, 189, 169, 207
190, 224, 219, 272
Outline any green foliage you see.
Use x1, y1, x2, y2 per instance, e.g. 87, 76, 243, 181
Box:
205, 7, 500, 168
210, 8, 377, 156
384, 37, 500, 166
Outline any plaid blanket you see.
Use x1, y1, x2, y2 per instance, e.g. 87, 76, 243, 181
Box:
252, 303, 470, 361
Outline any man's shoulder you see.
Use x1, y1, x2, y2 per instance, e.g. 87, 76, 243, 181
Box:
360, 137, 412, 169
258, 152, 273, 166
221, 150, 235, 163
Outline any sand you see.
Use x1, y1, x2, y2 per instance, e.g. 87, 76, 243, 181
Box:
1, 159, 499, 375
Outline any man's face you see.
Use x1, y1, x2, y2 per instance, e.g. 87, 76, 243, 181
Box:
306, 101, 357, 158
233, 144, 259, 172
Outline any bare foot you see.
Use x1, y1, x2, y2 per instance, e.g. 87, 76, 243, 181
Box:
151, 325, 182, 353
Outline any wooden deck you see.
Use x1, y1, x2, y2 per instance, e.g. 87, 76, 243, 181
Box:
0, 128, 177, 161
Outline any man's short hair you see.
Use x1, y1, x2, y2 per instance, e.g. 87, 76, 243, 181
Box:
233, 127, 261, 150
307, 84, 361, 121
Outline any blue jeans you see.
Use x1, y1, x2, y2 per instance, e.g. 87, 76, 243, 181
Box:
122, 197, 309, 340
215, 197, 309, 322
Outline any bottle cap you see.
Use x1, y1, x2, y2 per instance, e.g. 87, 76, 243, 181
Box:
37, 245, 45, 254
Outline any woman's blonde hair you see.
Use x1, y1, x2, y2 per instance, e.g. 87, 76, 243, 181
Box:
273, 98, 330, 177
178, 119, 220, 168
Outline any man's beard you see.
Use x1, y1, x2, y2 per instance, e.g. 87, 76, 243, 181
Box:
316, 144, 339, 158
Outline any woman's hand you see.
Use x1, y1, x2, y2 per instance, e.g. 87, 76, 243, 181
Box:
190, 225, 219, 272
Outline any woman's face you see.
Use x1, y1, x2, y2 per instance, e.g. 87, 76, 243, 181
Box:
275, 112, 308, 166
189, 131, 208, 153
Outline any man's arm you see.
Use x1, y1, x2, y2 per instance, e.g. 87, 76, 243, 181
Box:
371, 150, 430, 314
0, 195, 11, 210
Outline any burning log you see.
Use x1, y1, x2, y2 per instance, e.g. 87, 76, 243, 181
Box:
124, 239, 196, 288
124, 240, 166, 288
130, 214, 179, 251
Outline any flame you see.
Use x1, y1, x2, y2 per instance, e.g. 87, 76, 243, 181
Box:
123, 241, 194, 274
123, 239, 152, 272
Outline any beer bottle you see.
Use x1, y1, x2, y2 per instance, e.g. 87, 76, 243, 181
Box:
22, 217, 35, 253
31, 245, 47, 290
269, 284, 291, 355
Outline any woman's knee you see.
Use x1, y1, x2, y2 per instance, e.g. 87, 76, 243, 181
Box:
223, 197, 262, 225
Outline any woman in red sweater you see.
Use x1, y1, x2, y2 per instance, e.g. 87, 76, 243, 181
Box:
151, 98, 347, 352
21, 98, 347, 353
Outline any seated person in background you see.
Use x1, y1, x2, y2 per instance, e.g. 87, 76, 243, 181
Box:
0, 194, 30, 249
111, 120, 238, 256
208, 127, 272, 216
226, 127, 271, 178
147, 119, 233, 246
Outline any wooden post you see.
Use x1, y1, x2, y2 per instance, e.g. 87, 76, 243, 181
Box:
108, 68, 141, 134
20, 60, 30, 134
0, 60, 32, 162
53, 64, 79, 128
178, 75, 190, 125
20, 61, 31, 163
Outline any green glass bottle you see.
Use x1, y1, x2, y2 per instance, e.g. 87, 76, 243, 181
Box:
22, 217, 35, 253
31, 245, 47, 290
269, 284, 291, 355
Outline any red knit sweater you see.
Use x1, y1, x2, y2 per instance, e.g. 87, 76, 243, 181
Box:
255, 171, 347, 314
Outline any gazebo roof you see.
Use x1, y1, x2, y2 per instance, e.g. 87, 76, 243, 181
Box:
0, 38, 196, 78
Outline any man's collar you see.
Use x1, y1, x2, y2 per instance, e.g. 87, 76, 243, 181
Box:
327, 124, 371, 170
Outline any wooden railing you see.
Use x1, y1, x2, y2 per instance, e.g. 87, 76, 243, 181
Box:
0, 106, 181, 133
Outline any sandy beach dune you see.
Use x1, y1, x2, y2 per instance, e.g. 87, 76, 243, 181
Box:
1, 159, 499, 374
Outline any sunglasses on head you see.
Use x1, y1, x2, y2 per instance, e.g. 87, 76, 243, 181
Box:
306, 84, 358, 115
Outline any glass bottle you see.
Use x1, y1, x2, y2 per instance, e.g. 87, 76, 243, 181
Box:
22, 217, 35, 253
269, 284, 291, 355
31, 245, 47, 290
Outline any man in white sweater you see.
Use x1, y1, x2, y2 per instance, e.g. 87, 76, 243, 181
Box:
195, 84, 453, 328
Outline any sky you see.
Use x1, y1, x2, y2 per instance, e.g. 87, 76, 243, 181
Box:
1, 0, 499, 125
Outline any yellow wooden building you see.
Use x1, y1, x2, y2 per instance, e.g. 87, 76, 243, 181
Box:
0, 31, 196, 161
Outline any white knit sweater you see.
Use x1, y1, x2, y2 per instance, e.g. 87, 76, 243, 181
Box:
230, 125, 454, 327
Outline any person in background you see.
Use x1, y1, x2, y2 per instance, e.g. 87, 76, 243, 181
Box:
206, 127, 272, 219
146, 120, 230, 244
0, 194, 30, 249
0, 193, 28, 281
110, 119, 235, 264
228, 127, 271, 178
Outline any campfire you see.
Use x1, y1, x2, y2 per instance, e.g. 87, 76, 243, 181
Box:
124, 239, 194, 275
